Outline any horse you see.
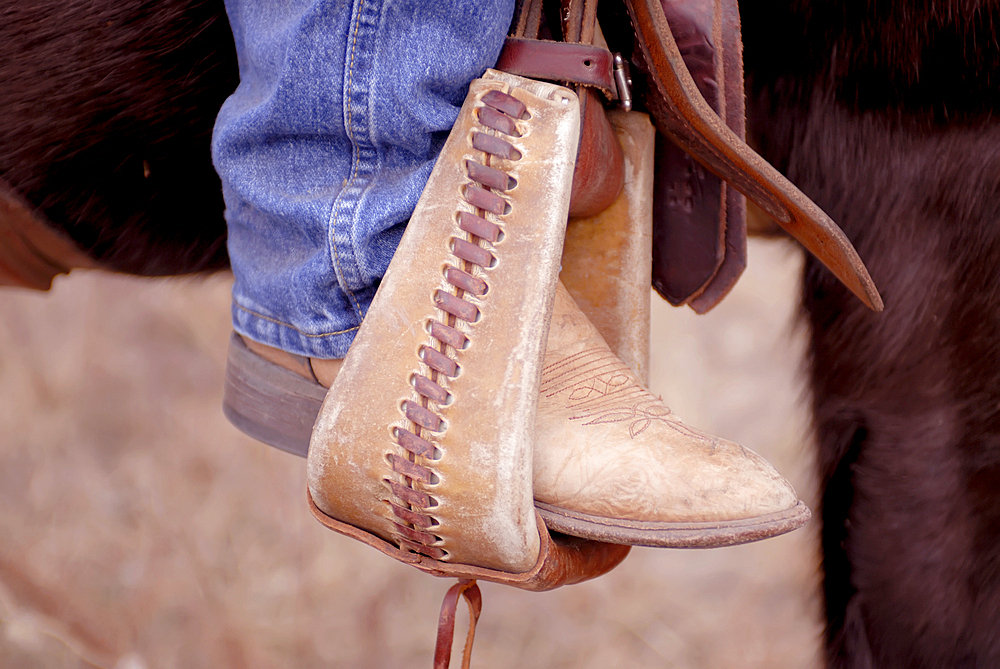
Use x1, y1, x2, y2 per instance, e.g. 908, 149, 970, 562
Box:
743, 1, 1000, 666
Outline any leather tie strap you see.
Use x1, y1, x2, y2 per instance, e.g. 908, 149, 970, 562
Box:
433, 579, 483, 669
497, 37, 618, 99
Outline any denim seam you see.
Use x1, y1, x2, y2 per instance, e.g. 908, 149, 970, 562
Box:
234, 301, 360, 338
328, 0, 371, 323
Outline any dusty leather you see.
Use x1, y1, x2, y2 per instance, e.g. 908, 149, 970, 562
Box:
534, 281, 800, 524
307, 71, 580, 574
307, 498, 630, 591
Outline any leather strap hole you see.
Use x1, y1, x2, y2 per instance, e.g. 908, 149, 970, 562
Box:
583, 59, 593, 67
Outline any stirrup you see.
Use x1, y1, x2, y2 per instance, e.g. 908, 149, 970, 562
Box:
306, 70, 629, 590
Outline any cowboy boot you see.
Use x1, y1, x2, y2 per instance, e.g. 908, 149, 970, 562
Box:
534, 281, 807, 546
225, 78, 809, 560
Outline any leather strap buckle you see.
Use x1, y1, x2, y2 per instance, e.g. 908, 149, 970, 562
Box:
613, 53, 632, 111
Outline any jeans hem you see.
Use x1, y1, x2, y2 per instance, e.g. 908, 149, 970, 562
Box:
232, 301, 359, 359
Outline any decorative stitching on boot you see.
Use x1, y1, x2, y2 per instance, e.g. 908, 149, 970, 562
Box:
385, 89, 526, 560
541, 348, 713, 440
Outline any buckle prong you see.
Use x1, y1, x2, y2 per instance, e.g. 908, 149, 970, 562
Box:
613, 54, 633, 111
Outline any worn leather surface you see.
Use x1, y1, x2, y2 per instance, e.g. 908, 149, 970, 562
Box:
534, 281, 800, 523
562, 110, 654, 384
307, 497, 630, 591
307, 71, 580, 574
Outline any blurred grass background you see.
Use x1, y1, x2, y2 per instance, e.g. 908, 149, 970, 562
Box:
0, 238, 821, 668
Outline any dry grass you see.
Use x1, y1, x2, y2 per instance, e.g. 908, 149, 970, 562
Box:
0, 238, 821, 668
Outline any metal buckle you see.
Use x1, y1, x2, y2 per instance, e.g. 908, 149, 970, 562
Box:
613, 54, 633, 111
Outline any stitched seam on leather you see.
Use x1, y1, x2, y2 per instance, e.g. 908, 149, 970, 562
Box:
386, 87, 525, 560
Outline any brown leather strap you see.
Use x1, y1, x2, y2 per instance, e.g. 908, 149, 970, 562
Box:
626, 0, 883, 311
512, 0, 544, 38
561, 0, 599, 43
651, 0, 729, 308
496, 38, 618, 99
0, 182, 98, 290
687, 0, 748, 313
433, 579, 482, 669
502, 1, 626, 217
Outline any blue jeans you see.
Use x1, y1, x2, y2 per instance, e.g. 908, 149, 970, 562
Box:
214, 0, 515, 358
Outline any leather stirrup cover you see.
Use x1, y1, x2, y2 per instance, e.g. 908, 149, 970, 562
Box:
307, 70, 629, 590
625, 0, 883, 311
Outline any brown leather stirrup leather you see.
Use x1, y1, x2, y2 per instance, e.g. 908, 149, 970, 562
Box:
498, 0, 882, 313
499, 0, 627, 219
649, 0, 748, 312
623, 0, 883, 311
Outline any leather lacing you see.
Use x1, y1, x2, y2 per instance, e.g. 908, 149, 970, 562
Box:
383, 89, 530, 561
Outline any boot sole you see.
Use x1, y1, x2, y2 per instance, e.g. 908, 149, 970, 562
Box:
535, 500, 811, 548
223, 332, 810, 547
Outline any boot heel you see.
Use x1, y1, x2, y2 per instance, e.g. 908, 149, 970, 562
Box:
222, 332, 324, 458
